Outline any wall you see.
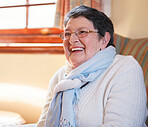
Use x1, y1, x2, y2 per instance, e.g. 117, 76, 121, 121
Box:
111, 0, 148, 39
0, 54, 65, 90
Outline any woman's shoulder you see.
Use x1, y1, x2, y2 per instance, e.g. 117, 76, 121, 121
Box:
115, 54, 136, 63
104, 54, 145, 95
113, 54, 141, 69
50, 66, 66, 83
48, 66, 66, 90
107, 54, 144, 78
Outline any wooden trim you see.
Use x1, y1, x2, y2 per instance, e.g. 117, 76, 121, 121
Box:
0, 35, 62, 43
0, 28, 64, 54
0, 46, 64, 54
26, 0, 29, 28
0, 28, 63, 35
0, 2, 55, 9
0, 35, 64, 54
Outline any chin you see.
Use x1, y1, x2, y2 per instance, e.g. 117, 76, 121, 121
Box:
70, 60, 84, 68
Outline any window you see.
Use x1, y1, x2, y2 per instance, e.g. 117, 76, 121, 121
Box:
0, 0, 64, 54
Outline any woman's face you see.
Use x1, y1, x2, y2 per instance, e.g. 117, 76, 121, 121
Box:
63, 16, 105, 68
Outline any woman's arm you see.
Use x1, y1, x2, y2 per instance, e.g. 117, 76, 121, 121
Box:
101, 58, 147, 127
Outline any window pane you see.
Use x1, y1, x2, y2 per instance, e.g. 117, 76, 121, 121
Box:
29, 0, 56, 4
0, 0, 26, 6
0, 7, 26, 29
28, 5, 56, 28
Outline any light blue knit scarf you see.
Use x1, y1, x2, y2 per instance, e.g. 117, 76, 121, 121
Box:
45, 46, 116, 127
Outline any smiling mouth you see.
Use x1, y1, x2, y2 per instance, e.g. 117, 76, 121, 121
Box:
71, 47, 84, 52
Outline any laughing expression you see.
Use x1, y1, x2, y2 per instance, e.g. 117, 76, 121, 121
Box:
63, 16, 105, 68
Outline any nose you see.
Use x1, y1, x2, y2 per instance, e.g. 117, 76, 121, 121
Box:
69, 32, 79, 44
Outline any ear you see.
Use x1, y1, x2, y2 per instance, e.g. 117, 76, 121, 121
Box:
100, 32, 110, 50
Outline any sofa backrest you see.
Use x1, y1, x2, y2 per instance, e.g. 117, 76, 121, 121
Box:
114, 34, 148, 97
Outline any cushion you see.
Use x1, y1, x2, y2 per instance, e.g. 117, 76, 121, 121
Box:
0, 110, 25, 126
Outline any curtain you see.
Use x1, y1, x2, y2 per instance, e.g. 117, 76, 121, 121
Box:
54, 0, 102, 29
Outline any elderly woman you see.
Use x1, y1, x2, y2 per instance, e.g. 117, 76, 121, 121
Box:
36, 5, 147, 127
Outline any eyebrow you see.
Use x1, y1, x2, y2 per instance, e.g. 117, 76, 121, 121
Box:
64, 27, 88, 31
64, 29, 71, 31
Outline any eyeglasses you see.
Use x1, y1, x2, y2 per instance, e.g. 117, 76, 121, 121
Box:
60, 27, 98, 40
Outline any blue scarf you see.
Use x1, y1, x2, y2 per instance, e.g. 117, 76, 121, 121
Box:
45, 46, 116, 127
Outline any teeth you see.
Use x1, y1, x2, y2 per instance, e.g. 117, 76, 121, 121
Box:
72, 48, 84, 52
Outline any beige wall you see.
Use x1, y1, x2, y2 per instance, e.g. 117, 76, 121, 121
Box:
111, 0, 148, 39
0, 54, 65, 90
0, 0, 148, 123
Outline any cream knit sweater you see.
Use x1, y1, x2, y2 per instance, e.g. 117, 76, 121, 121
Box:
36, 55, 147, 127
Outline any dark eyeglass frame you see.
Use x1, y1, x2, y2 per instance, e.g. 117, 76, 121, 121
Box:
60, 27, 99, 40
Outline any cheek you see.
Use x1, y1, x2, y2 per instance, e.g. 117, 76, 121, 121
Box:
63, 41, 70, 59
63, 40, 69, 50
85, 39, 101, 54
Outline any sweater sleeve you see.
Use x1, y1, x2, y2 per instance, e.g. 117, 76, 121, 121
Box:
36, 66, 65, 127
100, 56, 147, 127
